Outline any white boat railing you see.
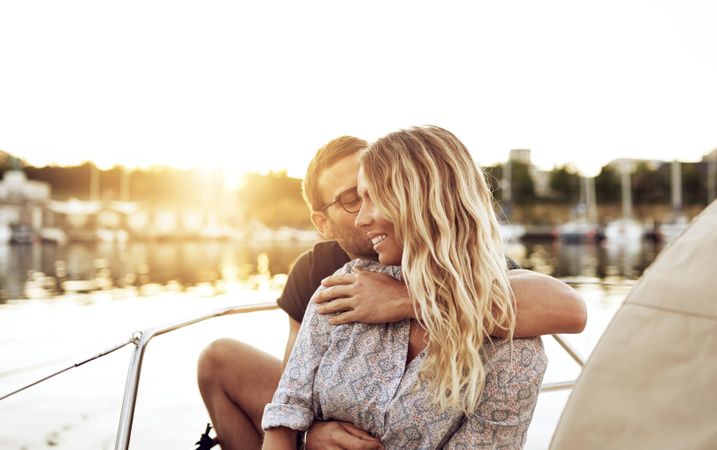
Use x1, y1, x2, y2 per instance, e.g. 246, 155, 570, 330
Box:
113, 301, 587, 450
541, 333, 585, 392
114, 301, 279, 450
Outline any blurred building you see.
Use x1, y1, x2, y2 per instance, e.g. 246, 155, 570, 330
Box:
0, 170, 51, 243
509, 149, 531, 164
0, 170, 51, 202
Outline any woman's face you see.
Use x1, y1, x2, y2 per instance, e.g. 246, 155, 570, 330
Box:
355, 167, 403, 265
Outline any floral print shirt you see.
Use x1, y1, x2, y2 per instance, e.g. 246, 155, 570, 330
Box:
263, 259, 547, 449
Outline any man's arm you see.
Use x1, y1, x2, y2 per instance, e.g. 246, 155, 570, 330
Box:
313, 266, 412, 324
314, 267, 586, 338
508, 269, 587, 337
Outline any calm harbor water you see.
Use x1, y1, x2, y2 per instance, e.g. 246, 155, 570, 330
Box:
0, 238, 660, 449
0, 238, 663, 301
0, 241, 315, 301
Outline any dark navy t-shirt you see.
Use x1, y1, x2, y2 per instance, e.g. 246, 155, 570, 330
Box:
277, 241, 350, 323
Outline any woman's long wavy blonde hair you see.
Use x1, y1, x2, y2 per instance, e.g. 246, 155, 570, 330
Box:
360, 126, 515, 415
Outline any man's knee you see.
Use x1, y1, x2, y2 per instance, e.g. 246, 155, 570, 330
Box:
197, 338, 246, 386
197, 337, 281, 429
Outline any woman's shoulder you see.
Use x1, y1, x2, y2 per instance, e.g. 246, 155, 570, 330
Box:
342, 259, 403, 281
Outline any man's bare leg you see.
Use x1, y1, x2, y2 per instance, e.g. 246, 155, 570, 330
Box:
197, 338, 281, 450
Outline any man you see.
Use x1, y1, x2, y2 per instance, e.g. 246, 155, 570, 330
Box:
197, 136, 587, 450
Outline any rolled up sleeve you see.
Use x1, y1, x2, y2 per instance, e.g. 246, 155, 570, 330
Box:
262, 268, 345, 431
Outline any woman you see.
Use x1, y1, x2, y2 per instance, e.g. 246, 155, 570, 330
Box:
262, 126, 547, 449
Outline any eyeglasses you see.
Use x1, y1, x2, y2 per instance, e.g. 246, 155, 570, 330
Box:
317, 186, 362, 213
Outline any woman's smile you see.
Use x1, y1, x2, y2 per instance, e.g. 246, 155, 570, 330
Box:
356, 168, 403, 265
366, 230, 395, 260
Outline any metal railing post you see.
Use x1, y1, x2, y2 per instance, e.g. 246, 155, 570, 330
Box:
538, 334, 586, 392
551, 334, 585, 367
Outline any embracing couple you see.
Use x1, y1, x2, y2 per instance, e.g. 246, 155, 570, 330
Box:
198, 126, 586, 449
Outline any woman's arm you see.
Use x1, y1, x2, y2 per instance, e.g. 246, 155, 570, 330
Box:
443, 338, 548, 449
262, 266, 345, 437
262, 427, 299, 450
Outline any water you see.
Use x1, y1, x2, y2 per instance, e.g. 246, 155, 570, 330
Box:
0, 238, 664, 301
0, 238, 658, 449
0, 241, 316, 301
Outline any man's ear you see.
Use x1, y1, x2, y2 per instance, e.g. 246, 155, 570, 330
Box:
310, 211, 335, 240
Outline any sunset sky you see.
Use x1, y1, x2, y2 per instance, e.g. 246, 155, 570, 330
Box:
1, 0, 715, 178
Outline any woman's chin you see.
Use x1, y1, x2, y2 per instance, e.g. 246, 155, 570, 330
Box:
377, 253, 401, 266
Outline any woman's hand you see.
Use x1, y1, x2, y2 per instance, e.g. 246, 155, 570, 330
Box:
313, 267, 413, 325
306, 421, 384, 450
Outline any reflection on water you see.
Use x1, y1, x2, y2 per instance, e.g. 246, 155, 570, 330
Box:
0, 241, 314, 301
510, 238, 664, 280
0, 238, 665, 301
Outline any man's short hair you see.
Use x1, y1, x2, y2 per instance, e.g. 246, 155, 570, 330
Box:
302, 136, 368, 211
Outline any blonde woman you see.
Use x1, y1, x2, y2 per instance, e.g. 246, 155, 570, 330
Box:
262, 126, 547, 449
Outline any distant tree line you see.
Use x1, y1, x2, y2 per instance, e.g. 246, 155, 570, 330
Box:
1, 154, 713, 229
484, 160, 713, 206
237, 171, 311, 229
0, 162, 226, 205
0, 156, 312, 228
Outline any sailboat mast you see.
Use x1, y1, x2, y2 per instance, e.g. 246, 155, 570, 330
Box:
502, 159, 512, 219
90, 164, 100, 201
671, 160, 682, 213
585, 176, 597, 223
621, 169, 632, 218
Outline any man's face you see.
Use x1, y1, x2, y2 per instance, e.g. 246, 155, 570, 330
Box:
313, 154, 377, 259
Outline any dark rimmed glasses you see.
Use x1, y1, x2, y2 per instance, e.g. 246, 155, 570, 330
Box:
317, 186, 362, 213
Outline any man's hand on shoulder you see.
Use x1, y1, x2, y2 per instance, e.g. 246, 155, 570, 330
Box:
313, 267, 413, 325
306, 421, 384, 450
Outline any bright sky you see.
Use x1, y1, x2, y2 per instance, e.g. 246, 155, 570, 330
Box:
1, 0, 715, 178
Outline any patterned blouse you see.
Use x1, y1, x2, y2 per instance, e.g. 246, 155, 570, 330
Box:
263, 260, 548, 449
